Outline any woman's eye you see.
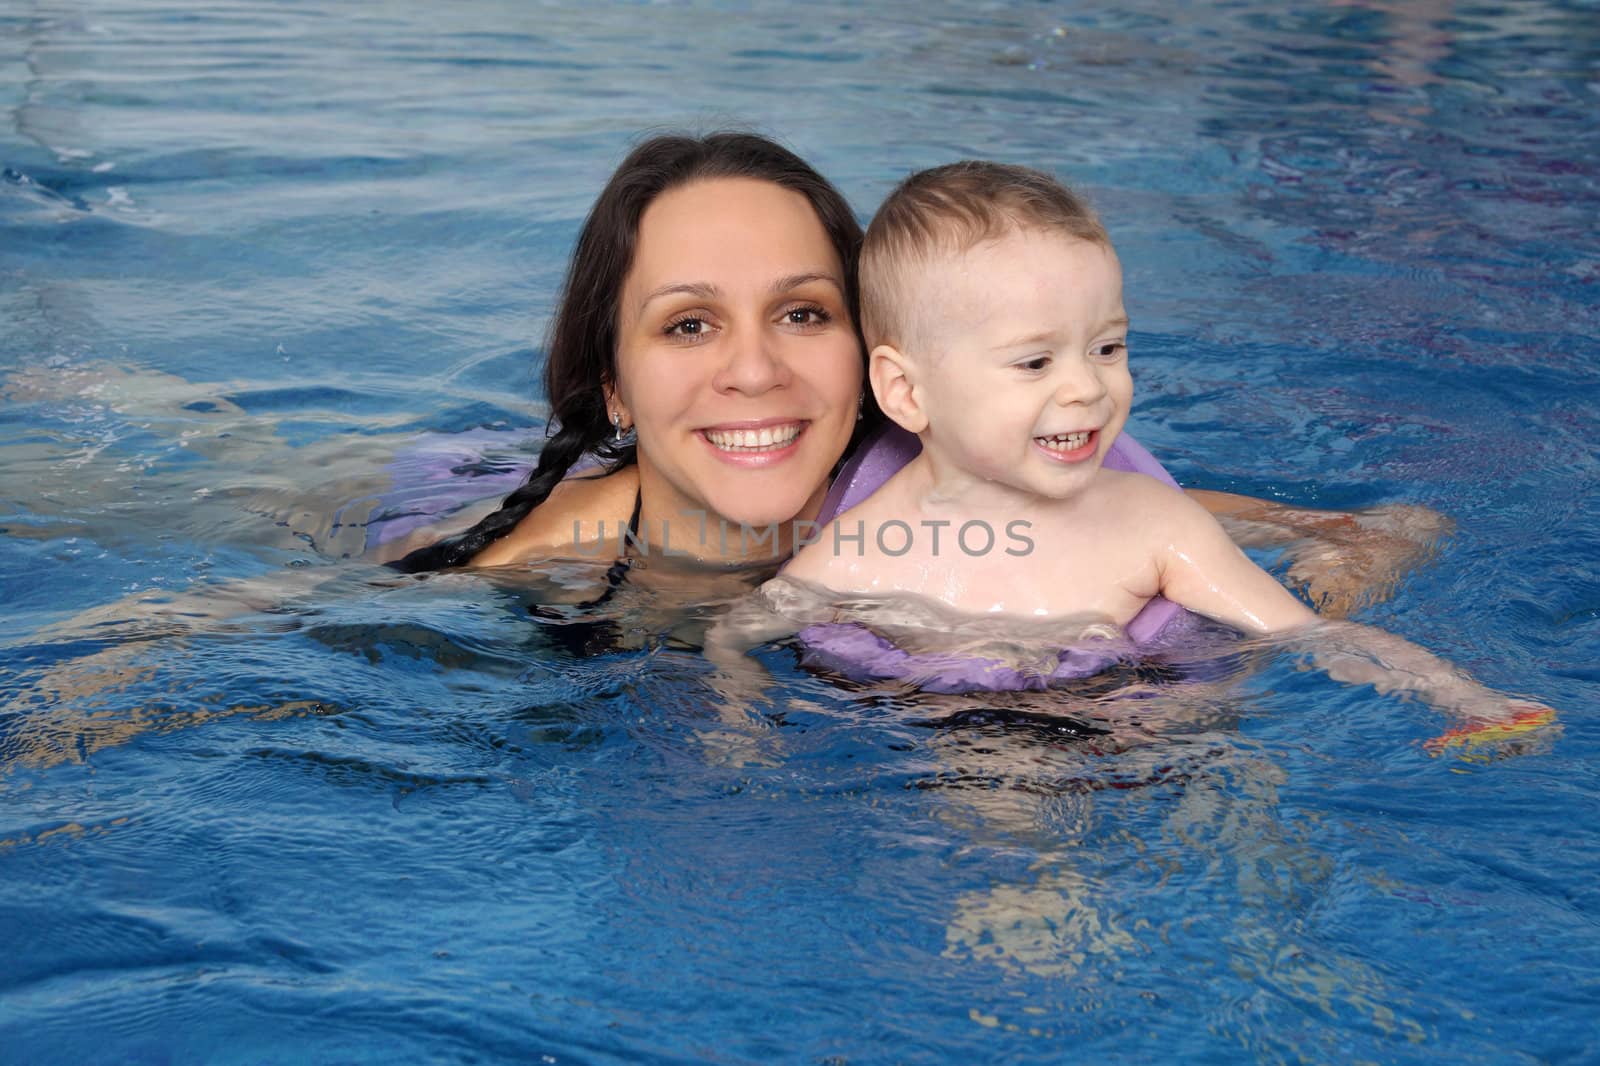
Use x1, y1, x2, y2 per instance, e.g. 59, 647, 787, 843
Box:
664, 316, 708, 338
783, 305, 831, 327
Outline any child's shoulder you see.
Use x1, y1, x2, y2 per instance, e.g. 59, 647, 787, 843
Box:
1093, 466, 1193, 516
782, 536, 834, 584
1083, 469, 1247, 567
1067, 468, 1218, 548
786, 476, 922, 585
787, 492, 880, 580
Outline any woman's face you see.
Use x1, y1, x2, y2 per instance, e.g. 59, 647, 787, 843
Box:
612, 177, 862, 556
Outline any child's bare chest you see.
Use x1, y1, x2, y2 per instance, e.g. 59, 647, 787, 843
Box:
828, 524, 1160, 623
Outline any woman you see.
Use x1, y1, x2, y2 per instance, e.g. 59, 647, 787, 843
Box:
390, 131, 1442, 617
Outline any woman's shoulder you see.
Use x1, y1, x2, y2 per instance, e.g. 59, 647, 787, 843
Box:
471, 466, 639, 566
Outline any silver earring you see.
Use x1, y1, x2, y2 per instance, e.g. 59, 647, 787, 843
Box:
611, 410, 626, 443
856, 392, 866, 422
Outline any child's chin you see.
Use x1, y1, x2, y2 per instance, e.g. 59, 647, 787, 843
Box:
1032, 466, 1104, 498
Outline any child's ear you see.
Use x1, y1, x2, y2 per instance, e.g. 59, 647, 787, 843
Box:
869, 344, 929, 434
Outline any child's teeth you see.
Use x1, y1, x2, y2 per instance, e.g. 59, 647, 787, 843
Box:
1039, 431, 1090, 449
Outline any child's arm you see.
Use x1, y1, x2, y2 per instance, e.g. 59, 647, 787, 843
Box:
1155, 491, 1549, 723
1151, 490, 1321, 633
1295, 619, 1554, 724
686, 588, 808, 766
702, 576, 845, 713
704, 585, 807, 678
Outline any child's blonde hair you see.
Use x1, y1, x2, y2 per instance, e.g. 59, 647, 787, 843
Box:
860, 161, 1110, 353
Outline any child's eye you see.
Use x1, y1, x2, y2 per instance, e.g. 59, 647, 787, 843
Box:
1018, 355, 1052, 372
1092, 342, 1127, 360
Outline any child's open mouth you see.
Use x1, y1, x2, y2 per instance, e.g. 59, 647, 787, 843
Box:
1034, 430, 1097, 462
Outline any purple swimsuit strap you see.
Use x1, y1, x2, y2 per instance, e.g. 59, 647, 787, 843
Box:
811, 423, 1186, 646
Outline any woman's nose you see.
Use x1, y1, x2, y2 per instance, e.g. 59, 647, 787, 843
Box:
712, 322, 791, 395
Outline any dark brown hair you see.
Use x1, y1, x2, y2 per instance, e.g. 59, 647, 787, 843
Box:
860, 160, 1109, 352
392, 131, 874, 572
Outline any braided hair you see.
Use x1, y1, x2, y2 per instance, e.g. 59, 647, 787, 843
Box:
390, 132, 875, 572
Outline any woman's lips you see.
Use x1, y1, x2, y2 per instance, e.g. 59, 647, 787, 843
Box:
700, 420, 808, 466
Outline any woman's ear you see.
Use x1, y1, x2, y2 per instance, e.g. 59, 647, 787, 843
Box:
869, 344, 928, 434
601, 380, 629, 431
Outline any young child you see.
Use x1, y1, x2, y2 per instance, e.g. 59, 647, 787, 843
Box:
716, 160, 1549, 729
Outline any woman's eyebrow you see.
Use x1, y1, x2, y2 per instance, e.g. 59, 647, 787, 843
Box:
771, 271, 843, 294
638, 281, 719, 313
637, 273, 843, 314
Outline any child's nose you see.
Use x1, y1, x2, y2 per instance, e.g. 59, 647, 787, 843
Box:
712, 321, 791, 395
1053, 354, 1107, 405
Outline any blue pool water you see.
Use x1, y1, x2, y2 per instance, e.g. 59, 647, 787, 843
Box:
3, 1, 1598, 1061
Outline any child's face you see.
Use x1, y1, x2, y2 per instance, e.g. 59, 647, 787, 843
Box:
908, 229, 1132, 503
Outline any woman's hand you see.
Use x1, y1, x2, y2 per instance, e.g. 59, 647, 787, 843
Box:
1188, 491, 1453, 618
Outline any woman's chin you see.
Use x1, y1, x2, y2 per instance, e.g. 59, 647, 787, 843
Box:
704, 486, 818, 532
716, 501, 809, 532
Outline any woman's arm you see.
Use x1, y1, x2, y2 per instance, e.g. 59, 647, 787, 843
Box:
1187, 489, 1453, 619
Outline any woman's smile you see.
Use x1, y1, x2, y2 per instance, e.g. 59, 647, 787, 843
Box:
701, 419, 808, 457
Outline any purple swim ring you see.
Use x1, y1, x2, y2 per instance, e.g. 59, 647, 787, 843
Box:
360, 427, 547, 552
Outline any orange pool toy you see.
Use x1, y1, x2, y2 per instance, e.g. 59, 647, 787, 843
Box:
1424, 704, 1557, 756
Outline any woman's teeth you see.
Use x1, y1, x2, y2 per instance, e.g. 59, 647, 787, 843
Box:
705, 424, 802, 451
1037, 431, 1091, 451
